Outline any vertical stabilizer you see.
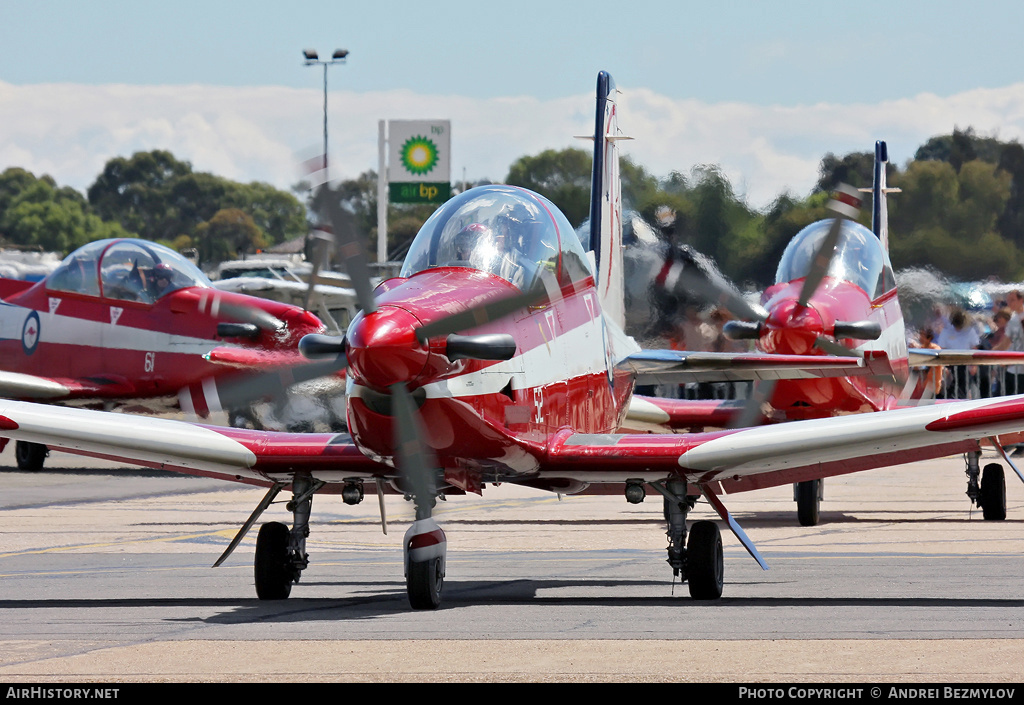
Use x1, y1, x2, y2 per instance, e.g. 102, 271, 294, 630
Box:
589, 71, 627, 329
872, 140, 892, 252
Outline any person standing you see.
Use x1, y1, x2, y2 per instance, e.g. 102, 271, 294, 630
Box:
936, 308, 980, 398
1005, 290, 1024, 395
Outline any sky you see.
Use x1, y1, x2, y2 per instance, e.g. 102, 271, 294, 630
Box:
4, 0, 1024, 210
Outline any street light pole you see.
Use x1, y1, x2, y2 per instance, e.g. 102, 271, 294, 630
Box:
303, 48, 349, 183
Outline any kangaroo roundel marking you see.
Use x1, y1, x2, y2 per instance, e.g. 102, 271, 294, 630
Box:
21, 311, 40, 356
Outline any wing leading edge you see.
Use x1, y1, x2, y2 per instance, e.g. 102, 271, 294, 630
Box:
0, 399, 386, 485
543, 395, 1024, 493
618, 349, 893, 384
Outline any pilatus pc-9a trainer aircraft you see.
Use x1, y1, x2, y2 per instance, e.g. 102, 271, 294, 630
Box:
1, 73, 1024, 609
628, 140, 1024, 526
0, 238, 326, 469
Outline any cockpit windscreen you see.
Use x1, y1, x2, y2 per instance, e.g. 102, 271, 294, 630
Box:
400, 186, 591, 290
775, 220, 894, 299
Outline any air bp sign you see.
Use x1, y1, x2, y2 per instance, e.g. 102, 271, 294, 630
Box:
388, 120, 451, 204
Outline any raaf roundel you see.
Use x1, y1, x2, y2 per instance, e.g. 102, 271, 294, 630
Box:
2, 73, 1024, 609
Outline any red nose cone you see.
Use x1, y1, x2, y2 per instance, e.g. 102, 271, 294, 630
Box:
346, 306, 428, 391
763, 300, 824, 355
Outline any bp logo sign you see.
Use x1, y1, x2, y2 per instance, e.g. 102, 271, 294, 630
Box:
388, 120, 451, 204
400, 136, 440, 176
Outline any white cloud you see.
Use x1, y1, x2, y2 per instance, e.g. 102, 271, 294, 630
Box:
4, 80, 1024, 211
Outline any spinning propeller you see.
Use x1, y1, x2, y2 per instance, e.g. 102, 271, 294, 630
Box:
649, 184, 882, 427
221, 184, 545, 510
657, 184, 880, 358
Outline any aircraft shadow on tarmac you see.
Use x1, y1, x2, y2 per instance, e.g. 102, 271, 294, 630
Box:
727, 511, 1024, 526
6, 581, 1024, 624
0, 466, 226, 479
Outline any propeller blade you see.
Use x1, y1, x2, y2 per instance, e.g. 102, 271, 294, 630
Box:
391, 382, 439, 518
415, 285, 546, 342
797, 184, 862, 308
302, 230, 333, 312
313, 186, 378, 316
727, 380, 777, 430
813, 335, 861, 358
656, 248, 768, 323
212, 293, 286, 333
208, 357, 348, 410
796, 218, 844, 309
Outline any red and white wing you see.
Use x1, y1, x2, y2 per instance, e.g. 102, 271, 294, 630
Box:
0, 399, 387, 487
618, 349, 893, 384
909, 349, 1024, 366
0, 370, 131, 400
543, 395, 1024, 493
622, 395, 742, 432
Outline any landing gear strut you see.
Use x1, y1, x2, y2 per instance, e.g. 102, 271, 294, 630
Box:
966, 451, 1006, 521
253, 475, 320, 600
404, 489, 446, 610
657, 479, 724, 599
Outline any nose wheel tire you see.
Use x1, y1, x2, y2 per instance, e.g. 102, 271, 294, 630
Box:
407, 556, 444, 610
687, 520, 724, 600
254, 521, 293, 600
15, 441, 47, 472
981, 463, 1006, 521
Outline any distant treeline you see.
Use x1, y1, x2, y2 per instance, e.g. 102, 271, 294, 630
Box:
0, 151, 307, 266
502, 128, 1024, 287
3, 129, 1023, 281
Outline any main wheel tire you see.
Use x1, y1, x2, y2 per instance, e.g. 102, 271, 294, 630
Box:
981, 463, 1007, 521
687, 520, 724, 600
796, 479, 820, 527
407, 556, 444, 610
254, 521, 293, 600
15, 441, 47, 472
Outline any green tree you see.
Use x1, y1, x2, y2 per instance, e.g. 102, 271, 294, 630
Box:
506, 148, 592, 226
88, 150, 192, 236
87, 150, 307, 257
0, 168, 131, 253
914, 127, 1004, 167
816, 151, 875, 193
195, 209, 268, 265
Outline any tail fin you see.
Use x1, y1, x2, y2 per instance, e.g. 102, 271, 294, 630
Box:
589, 71, 630, 329
870, 140, 901, 252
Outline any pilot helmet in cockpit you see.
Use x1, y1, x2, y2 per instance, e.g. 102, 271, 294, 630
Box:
453, 223, 492, 262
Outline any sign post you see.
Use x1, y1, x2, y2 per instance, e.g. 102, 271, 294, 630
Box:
377, 119, 451, 262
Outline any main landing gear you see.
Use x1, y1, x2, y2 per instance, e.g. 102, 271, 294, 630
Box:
252, 475, 322, 599
657, 479, 724, 599
212, 475, 325, 601
14, 441, 48, 471
966, 450, 1006, 521
794, 478, 823, 526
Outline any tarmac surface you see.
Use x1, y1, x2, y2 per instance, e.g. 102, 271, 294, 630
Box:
1, 440, 1023, 682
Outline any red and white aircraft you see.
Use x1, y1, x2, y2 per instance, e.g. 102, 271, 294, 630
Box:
627, 140, 1024, 525
0, 237, 326, 469
1, 73, 1023, 608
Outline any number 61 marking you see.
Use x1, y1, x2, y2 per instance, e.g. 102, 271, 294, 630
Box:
144, 352, 155, 372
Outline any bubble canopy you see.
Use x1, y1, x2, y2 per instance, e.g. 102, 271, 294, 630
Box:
47, 238, 212, 303
400, 186, 592, 290
775, 220, 895, 299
